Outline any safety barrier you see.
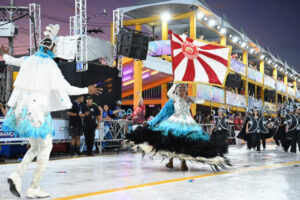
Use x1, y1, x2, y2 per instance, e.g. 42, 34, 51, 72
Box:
95, 119, 133, 153
1, 118, 240, 153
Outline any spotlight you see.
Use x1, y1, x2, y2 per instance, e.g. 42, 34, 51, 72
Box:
228, 34, 232, 38
208, 20, 215, 26
254, 51, 258, 54
216, 25, 221, 30
260, 55, 265, 59
197, 12, 204, 19
203, 17, 208, 21
220, 28, 227, 34
250, 48, 255, 53
161, 13, 171, 21
246, 45, 249, 49
241, 42, 247, 48
238, 41, 242, 44
232, 36, 238, 42
268, 60, 272, 64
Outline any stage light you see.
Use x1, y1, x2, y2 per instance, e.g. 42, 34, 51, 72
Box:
208, 20, 216, 26
268, 60, 272, 64
260, 55, 265, 59
228, 34, 232, 38
161, 13, 171, 21
203, 17, 208, 21
197, 12, 204, 19
250, 48, 255, 53
220, 28, 227, 34
241, 42, 247, 48
232, 36, 238, 42
238, 41, 242, 44
246, 45, 249, 49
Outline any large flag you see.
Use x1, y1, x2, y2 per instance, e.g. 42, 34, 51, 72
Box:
169, 31, 231, 86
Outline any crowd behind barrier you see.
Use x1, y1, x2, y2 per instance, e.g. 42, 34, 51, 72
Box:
0, 118, 133, 151
230, 58, 246, 75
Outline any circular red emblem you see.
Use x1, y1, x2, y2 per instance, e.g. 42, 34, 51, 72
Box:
182, 41, 198, 59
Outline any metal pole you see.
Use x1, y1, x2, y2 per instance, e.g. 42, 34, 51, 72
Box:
5, 0, 15, 102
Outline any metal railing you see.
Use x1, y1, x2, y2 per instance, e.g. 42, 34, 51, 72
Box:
95, 119, 132, 153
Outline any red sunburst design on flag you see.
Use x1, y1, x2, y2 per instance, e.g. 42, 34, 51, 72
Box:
169, 31, 231, 85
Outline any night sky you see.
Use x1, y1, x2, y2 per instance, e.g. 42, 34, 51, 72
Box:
0, 0, 299, 72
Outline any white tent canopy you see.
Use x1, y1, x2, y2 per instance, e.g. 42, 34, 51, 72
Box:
55, 36, 114, 66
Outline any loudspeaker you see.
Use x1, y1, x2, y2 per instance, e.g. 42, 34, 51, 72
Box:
118, 29, 149, 60
226, 74, 242, 88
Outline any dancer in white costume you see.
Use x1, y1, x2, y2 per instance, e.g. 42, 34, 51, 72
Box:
0, 24, 102, 198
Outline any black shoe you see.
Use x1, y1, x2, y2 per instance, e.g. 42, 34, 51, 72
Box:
70, 145, 75, 156
75, 146, 81, 156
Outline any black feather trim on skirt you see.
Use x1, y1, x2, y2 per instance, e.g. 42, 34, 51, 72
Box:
125, 125, 231, 170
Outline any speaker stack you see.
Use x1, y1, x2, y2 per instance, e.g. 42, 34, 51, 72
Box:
118, 29, 150, 60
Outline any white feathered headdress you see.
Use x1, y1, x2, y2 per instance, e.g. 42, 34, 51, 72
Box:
40, 24, 60, 49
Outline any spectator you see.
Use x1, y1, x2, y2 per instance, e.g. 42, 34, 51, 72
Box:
83, 96, 101, 156
203, 114, 211, 124
253, 64, 257, 70
238, 56, 242, 62
234, 113, 243, 147
231, 53, 238, 60
241, 88, 245, 95
0, 102, 6, 163
102, 105, 123, 139
114, 100, 124, 120
194, 110, 203, 124
182, 30, 189, 37
131, 92, 146, 130
0, 102, 6, 116
67, 95, 85, 156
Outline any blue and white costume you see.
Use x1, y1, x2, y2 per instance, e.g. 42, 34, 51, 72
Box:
126, 84, 230, 170
4, 24, 88, 198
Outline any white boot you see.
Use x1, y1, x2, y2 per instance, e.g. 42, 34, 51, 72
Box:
26, 187, 50, 198
26, 135, 53, 199
7, 172, 22, 197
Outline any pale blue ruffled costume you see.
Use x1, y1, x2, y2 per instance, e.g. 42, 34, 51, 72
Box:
147, 84, 210, 141
2, 107, 54, 139
2, 47, 56, 139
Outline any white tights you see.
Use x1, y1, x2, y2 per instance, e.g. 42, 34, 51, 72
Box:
16, 134, 53, 189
